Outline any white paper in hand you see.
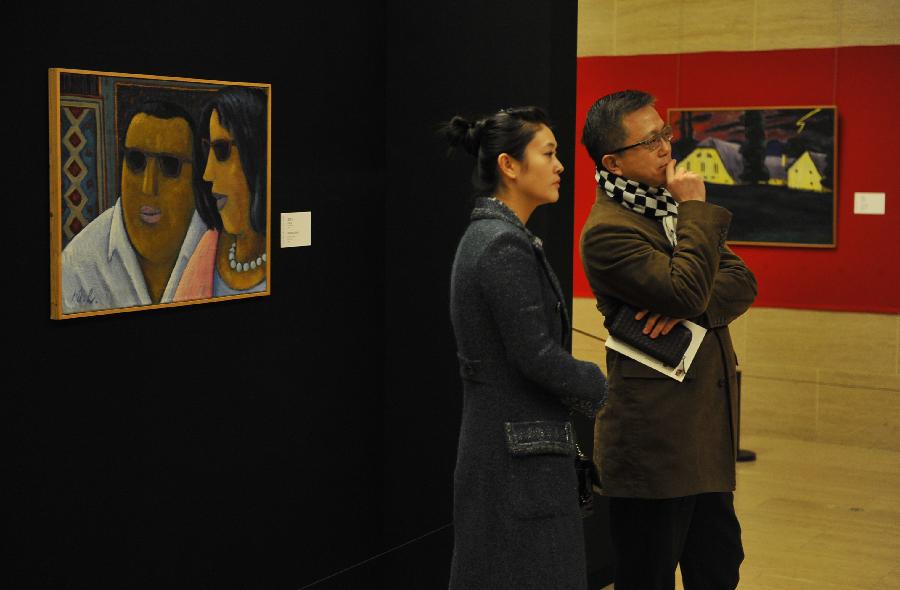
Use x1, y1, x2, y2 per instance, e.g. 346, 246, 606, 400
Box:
605, 320, 707, 382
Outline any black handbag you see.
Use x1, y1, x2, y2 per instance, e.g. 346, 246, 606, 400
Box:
608, 303, 693, 368
575, 441, 600, 517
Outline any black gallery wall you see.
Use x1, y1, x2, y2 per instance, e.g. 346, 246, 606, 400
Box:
6, 2, 605, 588
8, 3, 387, 589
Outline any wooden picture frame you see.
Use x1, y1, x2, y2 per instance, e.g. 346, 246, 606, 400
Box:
667, 106, 837, 247
49, 68, 272, 319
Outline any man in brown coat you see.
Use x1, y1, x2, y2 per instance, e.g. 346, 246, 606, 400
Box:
579, 90, 757, 590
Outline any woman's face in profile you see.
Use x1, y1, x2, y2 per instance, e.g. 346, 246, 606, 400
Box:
203, 109, 252, 236
515, 124, 564, 207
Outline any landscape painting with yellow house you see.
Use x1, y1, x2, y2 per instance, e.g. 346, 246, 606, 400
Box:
668, 107, 836, 247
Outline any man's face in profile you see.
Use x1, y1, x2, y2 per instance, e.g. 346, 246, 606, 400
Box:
608, 105, 673, 188
121, 113, 195, 263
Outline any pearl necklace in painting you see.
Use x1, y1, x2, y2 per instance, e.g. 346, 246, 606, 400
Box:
229, 240, 266, 272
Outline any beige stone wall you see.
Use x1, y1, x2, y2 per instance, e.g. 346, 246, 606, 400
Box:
572, 299, 900, 460
578, 0, 900, 57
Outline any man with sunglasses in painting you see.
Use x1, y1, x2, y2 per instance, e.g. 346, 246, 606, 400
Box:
61, 101, 206, 314
579, 90, 756, 590
175, 87, 267, 300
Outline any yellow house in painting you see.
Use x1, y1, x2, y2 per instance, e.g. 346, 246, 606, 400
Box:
677, 138, 742, 185
787, 151, 828, 192
679, 148, 734, 184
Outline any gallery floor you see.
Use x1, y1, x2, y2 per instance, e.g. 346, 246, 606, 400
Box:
569, 299, 900, 590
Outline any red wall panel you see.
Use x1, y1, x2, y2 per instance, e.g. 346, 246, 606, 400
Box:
574, 46, 900, 313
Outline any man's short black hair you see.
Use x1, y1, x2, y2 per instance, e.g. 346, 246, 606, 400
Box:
581, 90, 656, 170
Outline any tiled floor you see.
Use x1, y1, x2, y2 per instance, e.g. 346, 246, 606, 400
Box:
573, 299, 900, 590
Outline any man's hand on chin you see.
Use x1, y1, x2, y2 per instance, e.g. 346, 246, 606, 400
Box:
664, 160, 706, 203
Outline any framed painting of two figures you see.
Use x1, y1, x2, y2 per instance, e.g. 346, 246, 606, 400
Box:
49, 68, 271, 319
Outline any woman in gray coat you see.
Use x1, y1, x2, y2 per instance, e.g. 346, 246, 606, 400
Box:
444, 107, 608, 590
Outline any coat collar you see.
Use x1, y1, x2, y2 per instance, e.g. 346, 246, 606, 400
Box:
472, 196, 534, 234
471, 197, 548, 248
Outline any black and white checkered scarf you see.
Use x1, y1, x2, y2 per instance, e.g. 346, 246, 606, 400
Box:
596, 168, 679, 246
596, 169, 678, 218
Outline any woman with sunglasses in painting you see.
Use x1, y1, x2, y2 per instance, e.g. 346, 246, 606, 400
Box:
175, 87, 268, 300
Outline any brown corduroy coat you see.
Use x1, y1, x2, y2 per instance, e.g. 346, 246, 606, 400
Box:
580, 192, 757, 498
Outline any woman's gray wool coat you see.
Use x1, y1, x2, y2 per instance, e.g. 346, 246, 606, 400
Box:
448, 197, 607, 590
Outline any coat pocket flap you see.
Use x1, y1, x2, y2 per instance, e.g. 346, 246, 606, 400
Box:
618, 356, 695, 380
504, 421, 575, 456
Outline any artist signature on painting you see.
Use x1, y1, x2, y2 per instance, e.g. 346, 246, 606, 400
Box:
71, 287, 98, 305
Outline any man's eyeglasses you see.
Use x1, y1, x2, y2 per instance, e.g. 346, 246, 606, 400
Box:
609, 125, 674, 154
202, 138, 237, 162
124, 149, 191, 178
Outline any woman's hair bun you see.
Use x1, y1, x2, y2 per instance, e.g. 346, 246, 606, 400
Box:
442, 115, 484, 156
440, 106, 551, 197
